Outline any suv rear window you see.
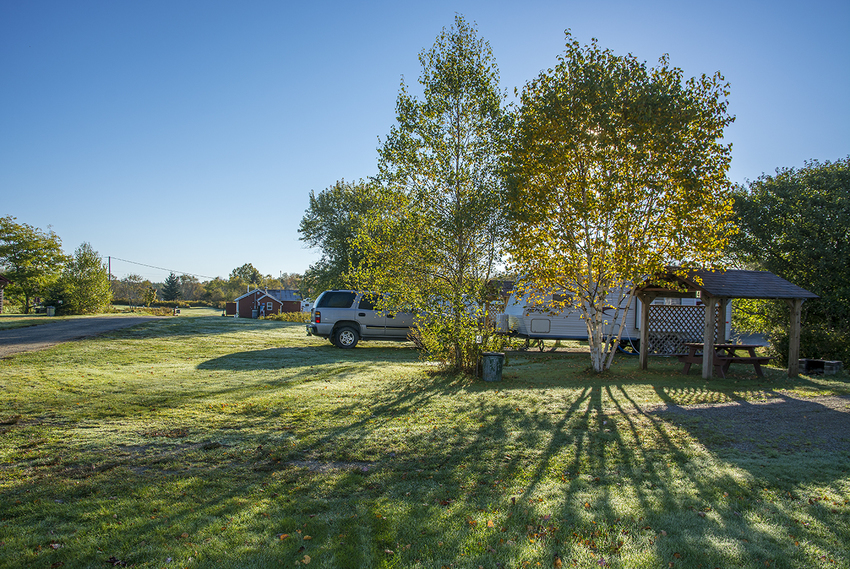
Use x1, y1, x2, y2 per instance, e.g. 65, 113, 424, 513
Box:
316, 291, 357, 308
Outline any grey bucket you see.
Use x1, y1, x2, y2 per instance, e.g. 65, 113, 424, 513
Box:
482, 352, 505, 382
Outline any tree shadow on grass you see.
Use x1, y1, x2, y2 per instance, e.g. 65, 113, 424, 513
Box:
110, 316, 302, 340
3, 354, 849, 568
649, 386, 850, 459
197, 345, 421, 372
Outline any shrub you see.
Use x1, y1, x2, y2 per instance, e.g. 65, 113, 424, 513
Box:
263, 312, 310, 323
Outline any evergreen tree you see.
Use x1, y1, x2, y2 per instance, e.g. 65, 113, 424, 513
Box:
161, 272, 181, 301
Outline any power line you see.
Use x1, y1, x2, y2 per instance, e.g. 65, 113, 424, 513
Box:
107, 256, 218, 280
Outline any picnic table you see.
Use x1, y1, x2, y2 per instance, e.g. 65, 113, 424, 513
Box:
679, 343, 771, 378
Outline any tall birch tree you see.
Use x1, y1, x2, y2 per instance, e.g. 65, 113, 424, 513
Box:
354, 15, 511, 372
506, 34, 737, 372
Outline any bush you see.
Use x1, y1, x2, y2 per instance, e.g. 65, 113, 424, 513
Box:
263, 312, 310, 323
108, 306, 174, 316
111, 299, 218, 309
411, 312, 512, 374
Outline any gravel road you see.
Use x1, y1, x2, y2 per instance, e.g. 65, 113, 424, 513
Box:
0, 315, 162, 357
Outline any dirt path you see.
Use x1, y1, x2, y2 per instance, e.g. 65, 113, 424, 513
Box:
0, 315, 163, 357
650, 394, 850, 454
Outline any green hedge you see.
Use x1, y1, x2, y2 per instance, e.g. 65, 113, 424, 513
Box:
112, 298, 218, 309
262, 312, 310, 323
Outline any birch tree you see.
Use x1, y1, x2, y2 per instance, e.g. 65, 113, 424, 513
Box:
506, 34, 737, 372
354, 15, 511, 372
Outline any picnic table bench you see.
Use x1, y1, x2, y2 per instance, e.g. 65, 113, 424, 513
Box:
679, 343, 771, 378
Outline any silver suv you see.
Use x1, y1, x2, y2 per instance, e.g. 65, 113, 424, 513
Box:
306, 290, 414, 348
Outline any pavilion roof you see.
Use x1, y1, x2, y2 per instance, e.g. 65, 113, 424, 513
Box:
640, 268, 819, 300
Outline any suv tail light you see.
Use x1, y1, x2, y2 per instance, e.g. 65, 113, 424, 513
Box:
314, 311, 321, 324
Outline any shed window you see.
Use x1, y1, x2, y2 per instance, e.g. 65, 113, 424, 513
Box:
267, 302, 273, 311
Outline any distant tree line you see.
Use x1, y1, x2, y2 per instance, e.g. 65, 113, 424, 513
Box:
112, 264, 305, 307
1, 216, 305, 314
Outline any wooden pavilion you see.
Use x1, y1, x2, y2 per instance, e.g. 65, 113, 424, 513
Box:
635, 268, 819, 378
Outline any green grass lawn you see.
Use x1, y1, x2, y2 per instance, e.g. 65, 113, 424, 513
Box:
175, 306, 225, 318
0, 306, 222, 330
1, 317, 848, 569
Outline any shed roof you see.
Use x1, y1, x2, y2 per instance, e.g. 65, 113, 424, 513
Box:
641, 268, 818, 300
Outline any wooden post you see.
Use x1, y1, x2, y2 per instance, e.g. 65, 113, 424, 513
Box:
702, 296, 718, 379
787, 298, 803, 377
717, 298, 728, 344
638, 293, 654, 370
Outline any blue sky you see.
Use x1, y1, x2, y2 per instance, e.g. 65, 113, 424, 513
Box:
2, 0, 848, 282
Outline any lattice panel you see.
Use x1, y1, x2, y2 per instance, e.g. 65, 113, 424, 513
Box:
647, 305, 720, 355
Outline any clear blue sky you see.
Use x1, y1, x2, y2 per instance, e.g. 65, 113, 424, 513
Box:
2, 0, 848, 283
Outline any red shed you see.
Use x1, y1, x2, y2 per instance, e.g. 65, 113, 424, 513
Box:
234, 289, 302, 318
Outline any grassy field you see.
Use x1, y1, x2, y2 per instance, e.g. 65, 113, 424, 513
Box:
0, 306, 223, 331
1, 317, 848, 569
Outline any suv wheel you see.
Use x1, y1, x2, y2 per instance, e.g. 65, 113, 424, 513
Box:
334, 326, 359, 349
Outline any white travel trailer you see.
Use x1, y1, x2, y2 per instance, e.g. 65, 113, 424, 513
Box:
497, 289, 732, 355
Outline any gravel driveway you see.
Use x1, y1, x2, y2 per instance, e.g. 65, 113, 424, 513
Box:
0, 315, 162, 357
